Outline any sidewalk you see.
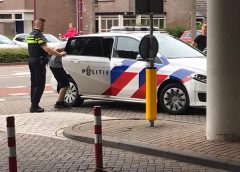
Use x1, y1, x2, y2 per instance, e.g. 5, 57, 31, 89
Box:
63, 117, 240, 172
0, 112, 227, 171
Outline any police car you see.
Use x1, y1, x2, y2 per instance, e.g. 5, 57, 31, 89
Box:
51, 27, 206, 114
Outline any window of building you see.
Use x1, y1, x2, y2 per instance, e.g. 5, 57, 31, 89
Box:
0, 14, 12, 19
123, 18, 136, 26
100, 18, 119, 32
15, 14, 22, 19
115, 37, 139, 60
96, 15, 165, 33
141, 17, 165, 29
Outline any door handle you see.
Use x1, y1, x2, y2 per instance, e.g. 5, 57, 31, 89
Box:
70, 61, 81, 63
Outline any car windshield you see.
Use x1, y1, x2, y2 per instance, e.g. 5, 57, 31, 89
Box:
43, 34, 61, 43
0, 34, 15, 45
155, 34, 204, 59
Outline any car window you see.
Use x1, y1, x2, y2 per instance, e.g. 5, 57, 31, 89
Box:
155, 34, 204, 58
0, 34, 15, 45
15, 35, 26, 42
184, 31, 201, 38
102, 38, 114, 58
185, 32, 191, 37
44, 34, 61, 43
115, 37, 139, 60
66, 37, 113, 58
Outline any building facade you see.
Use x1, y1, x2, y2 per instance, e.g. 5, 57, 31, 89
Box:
0, 0, 33, 36
0, 0, 95, 37
196, 0, 207, 24
95, 0, 207, 33
95, 0, 165, 33
0, 0, 206, 37
36, 0, 95, 36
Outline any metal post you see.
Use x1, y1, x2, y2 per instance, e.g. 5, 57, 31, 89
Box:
146, 11, 157, 127
150, 13, 154, 36
190, 0, 196, 42
7, 116, 17, 172
149, 13, 154, 68
33, 0, 36, 20
146, 67, 157, 127
94, 106, 103, 170
77, 0, 83, 35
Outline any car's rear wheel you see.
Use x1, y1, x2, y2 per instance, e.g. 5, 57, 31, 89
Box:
159, 83, 189, 114
64, 79, 84, 106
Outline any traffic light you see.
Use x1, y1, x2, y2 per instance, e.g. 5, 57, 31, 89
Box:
135, 0, 164, 14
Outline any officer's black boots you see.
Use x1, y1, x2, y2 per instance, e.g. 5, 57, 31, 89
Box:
30, 105, 44, 113
54, 101, 71, 109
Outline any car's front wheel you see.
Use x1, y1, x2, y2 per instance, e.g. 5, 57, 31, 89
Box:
64, 79, 84, 106
159, 83, 189, 114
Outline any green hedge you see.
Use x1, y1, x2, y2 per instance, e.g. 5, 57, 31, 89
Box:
0, 48, 29, 63
165, 25, 186, 38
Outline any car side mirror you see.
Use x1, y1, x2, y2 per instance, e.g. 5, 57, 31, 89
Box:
136, 54, 144, 61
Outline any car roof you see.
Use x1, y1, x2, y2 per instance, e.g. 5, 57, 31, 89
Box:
74, 32, 168, 40
15, 33, 53, 36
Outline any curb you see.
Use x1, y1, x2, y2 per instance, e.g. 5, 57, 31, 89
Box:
63, 125, 240, 172
0, 62, 27, 66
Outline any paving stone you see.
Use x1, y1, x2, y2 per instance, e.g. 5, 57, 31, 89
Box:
0, 94, 232, 171
0, 133, 224, 171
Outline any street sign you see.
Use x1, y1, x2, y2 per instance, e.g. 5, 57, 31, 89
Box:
135, 0, 164, 14
139, 34, 159, 61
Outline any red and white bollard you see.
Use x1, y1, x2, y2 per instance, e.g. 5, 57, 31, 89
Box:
94, 106, 103, 170
6, 116, 17, 172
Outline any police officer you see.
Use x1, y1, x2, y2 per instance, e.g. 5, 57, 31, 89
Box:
27, 18, 66, 113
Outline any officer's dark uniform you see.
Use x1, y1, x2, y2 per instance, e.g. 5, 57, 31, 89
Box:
27, 29, 48, 112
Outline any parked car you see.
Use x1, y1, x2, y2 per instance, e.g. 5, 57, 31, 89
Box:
51, 28, 206, 114
13, 33, 66, 48
179, 30, 201, 43
0, 34, 23, 48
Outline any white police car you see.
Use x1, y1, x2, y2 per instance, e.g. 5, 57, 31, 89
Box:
51, 27, 206, 114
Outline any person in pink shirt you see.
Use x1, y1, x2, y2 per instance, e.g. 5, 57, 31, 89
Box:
59, 23, 77, 39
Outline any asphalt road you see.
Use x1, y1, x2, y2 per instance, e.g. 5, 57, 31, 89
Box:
0, 64, 206, 123
0, 64, 52, 97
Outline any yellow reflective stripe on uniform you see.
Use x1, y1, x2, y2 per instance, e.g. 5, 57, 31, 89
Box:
35, 37, 45, 44
27, 39, 37, 44
27, 35, 37, 44
37, 39, 45, 44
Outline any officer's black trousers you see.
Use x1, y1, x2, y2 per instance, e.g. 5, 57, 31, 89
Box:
28, 58, 46, 107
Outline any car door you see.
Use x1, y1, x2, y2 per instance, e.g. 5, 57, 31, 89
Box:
64, 36, 113, 95
110, 36, 150, 99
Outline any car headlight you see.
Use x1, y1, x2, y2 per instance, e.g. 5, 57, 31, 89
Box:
192, 74, 207, 83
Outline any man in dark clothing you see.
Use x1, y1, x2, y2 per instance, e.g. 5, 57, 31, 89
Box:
192, 24, 207, 52
49, 44, 70, 109
27, 18, 66, 113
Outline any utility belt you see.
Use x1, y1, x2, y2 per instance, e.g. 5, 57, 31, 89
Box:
40, 56, 50, 66
29, 56, 50, 66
